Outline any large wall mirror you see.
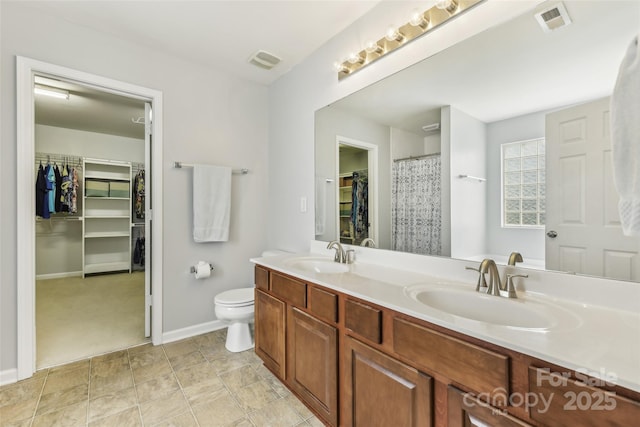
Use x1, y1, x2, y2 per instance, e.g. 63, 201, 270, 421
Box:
315, 0, 640, 282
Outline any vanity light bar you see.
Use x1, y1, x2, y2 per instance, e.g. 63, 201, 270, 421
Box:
337, 0, 485, 81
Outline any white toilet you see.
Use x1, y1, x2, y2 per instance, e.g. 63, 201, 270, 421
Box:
214, 287, 255, 352
214, 250, 287, 352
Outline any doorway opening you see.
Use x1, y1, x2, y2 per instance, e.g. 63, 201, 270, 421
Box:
34, 77, 149, 368
336, 136, 378, 246
17, 57, 164, 380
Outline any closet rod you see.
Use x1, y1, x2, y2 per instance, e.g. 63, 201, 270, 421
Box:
173, 162, 249, 175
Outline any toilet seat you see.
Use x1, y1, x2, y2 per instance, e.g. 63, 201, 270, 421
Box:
215, 287, 255, 307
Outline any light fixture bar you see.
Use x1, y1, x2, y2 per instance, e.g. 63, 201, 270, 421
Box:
337, 0, 484, 80
34, 84, 69, 100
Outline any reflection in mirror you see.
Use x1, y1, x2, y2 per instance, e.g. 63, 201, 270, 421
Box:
314, 0, 640, 281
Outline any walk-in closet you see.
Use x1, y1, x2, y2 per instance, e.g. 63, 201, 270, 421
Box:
34, 76, 149, 368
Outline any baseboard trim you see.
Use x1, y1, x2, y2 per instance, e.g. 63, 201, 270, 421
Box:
1, 368, 18, 386
36, 271, 83, 280
162, 320, 225, 344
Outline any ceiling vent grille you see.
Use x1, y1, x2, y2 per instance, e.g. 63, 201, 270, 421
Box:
248, 50, 281, 70
535, 2, 572, 32
422, 123, 441, 133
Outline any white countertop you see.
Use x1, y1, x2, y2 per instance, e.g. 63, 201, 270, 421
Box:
251, 249, 640, 393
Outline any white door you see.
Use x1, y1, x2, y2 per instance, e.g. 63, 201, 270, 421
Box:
144, 102, 152, 337
546, 97, 640, 280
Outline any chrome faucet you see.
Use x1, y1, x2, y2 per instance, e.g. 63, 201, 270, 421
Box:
327, 240, 346, 263
508, 252, 523, 266
360, 238, 376, 248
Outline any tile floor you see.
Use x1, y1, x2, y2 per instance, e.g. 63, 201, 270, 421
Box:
0, 329, 325, 427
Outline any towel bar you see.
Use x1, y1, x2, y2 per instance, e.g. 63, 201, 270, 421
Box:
174, 161, 248, 175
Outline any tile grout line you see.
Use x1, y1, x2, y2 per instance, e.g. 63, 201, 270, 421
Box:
27, 369, 49, 427
161, 343, 203, 427
86, 358, 92, 426
126, 347, 146, 427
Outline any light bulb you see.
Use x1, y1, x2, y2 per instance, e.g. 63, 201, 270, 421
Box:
333, 61, 347, 73
435, 0, 458, 14
365, 41, 383, 55
409, 10, 428, 29
348, 52, 364, 65
385, 26, 404, 43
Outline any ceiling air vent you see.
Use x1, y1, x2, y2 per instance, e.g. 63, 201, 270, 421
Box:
248, 50, 281, 70
535, 2, 572, 33
422, 123, 440, 133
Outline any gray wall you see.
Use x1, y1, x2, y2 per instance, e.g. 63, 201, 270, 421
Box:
314, 106, 391, 249
1, 3, 268, 373
449, 107, 488, 260
486, 110, 547, 260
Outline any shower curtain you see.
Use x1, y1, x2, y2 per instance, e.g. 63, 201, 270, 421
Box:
392, 156, 441, 255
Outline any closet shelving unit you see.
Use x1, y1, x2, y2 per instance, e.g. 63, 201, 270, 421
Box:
82, 158, 132, 276
339, 173, 355, 245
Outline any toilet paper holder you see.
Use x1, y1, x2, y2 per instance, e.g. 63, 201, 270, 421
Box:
190, 263, 214, 273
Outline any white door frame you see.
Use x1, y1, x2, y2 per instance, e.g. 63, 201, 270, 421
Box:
335, 135, 379, 245
16, 56, 164, 380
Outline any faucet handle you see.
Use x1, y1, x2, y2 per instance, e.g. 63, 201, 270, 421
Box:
466, 266, 488, 291
505, 273, 528, 298
346, 249, 356, 264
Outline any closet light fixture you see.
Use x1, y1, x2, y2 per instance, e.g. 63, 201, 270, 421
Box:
336, 0, 484, 80
34, 84, 69, 100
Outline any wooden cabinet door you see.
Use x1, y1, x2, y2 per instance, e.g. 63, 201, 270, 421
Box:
288, 307, 338, 426
447, 386, 533, 427
254, 289, 286, 378
344, 336, 433, 427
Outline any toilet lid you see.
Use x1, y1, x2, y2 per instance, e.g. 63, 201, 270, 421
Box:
215, 287, 255, 306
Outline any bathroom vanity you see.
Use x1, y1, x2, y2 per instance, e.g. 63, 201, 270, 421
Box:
252, 250, 640, 427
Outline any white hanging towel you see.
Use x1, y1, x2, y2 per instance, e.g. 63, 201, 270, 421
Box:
611, 35, 640, 236
315, 176, 326, 236
193, 165, 232, 242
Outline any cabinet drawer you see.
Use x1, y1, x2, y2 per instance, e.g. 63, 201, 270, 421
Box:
255, 265, 269, 291
448, 386, 532, 427
308, 286, 338, 324
528, 367, 640, 427
393, 318, 509, 396
345, 299, 382, 344
271, 272, 306, 307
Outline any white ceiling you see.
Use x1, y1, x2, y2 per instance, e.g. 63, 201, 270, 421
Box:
28, 1, 638, 140
19, 0, 382, 86
328, 0, 640, 133
25, 0, 383, 138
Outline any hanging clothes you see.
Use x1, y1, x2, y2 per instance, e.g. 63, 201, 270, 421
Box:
134, 169, 145, 219
69, 166, 79, 214
45, 163, 56, 214
350, 171, 369, 244
60, 164, 71, 212
54, 164, 62, 213
35, 164, 47, 217
133, 236, 145, 267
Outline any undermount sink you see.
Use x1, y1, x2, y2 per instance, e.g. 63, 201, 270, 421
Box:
284, 257, 349, 274
404, 286, 580, 331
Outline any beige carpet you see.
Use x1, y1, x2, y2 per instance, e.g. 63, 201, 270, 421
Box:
36, 272, 148, 368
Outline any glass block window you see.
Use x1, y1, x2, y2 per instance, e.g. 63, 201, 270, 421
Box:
501, 138, 545, 227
